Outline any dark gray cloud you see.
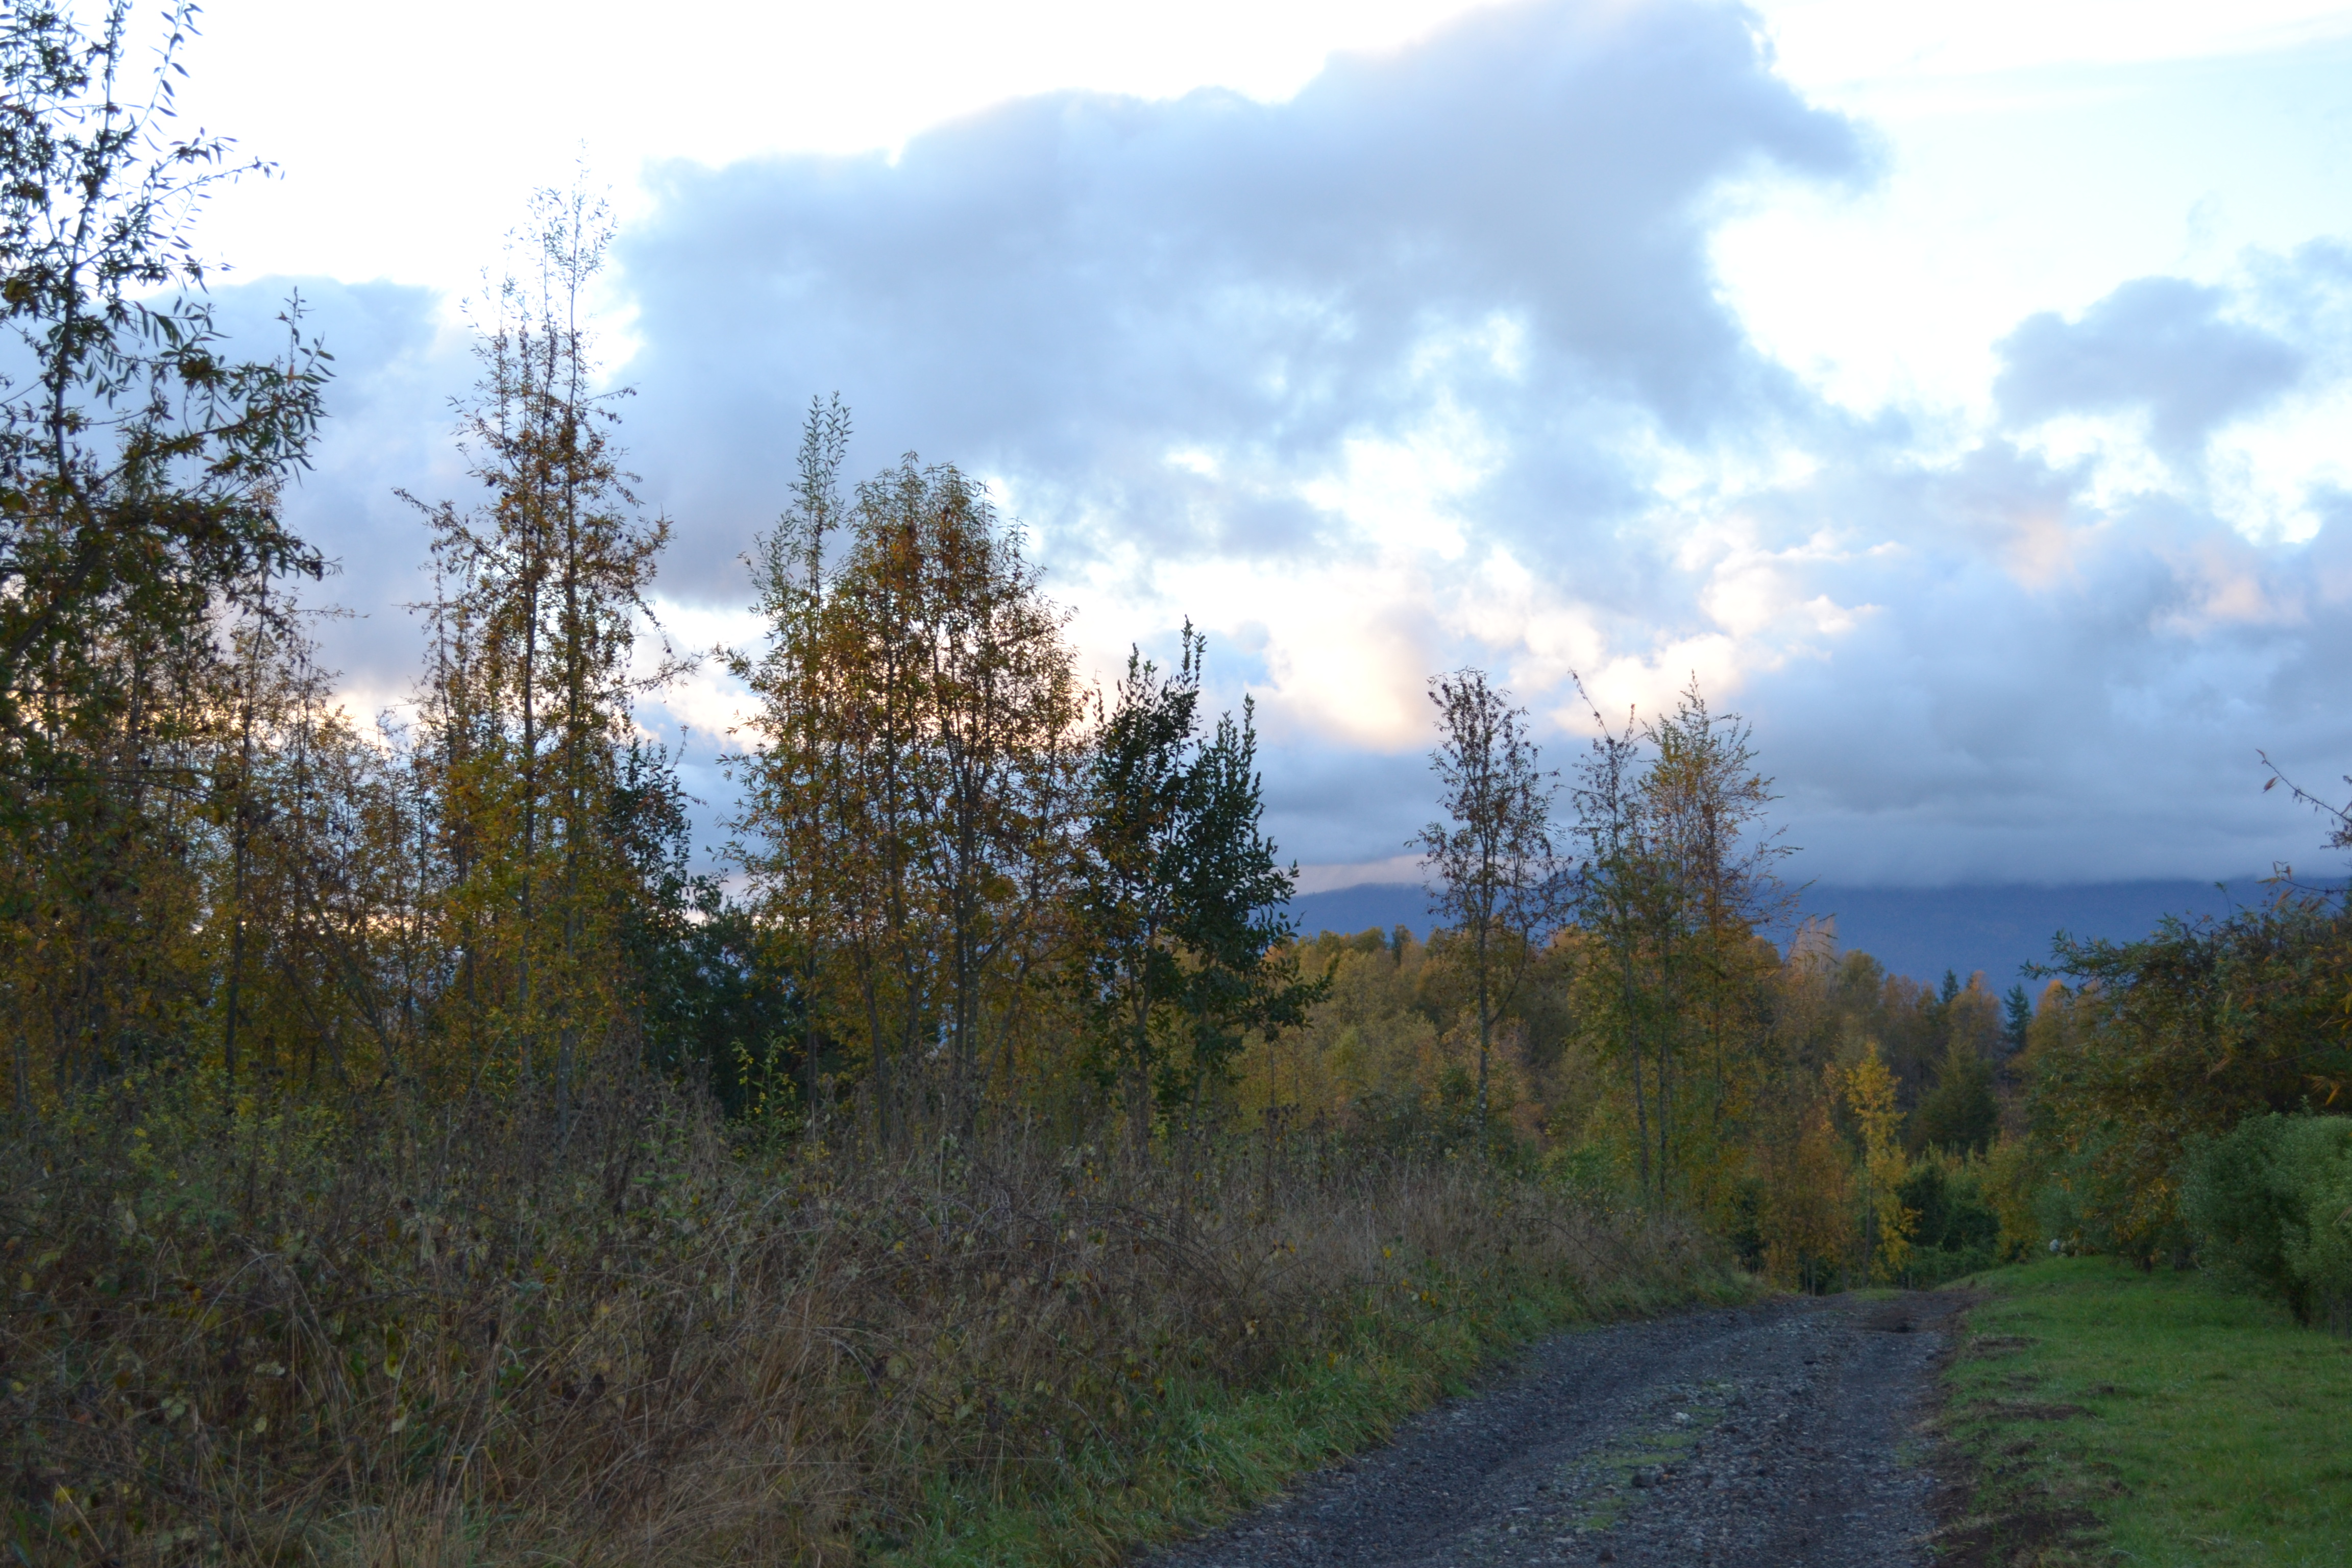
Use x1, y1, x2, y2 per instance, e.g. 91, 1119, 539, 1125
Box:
1994, 276, 2305, 461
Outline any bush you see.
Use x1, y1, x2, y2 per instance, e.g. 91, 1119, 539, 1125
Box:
1, 1069, 1730, 1566
2180, 1113, 2352, 1328
1980, 1134, 2047, 1261
1893, 1153, 2001, 1285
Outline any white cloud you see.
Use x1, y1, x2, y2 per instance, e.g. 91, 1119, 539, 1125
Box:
191, 0, 2352, 888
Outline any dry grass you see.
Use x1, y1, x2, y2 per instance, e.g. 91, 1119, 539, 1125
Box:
2, 1071, 1731, 1566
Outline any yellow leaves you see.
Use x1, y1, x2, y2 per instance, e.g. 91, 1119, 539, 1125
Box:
1757, 1102, 1855, 1290
1839, 1046, 1900, 1148
1841, 1043, 1917, 1282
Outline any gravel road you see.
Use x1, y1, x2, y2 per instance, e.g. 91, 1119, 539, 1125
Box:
1153, 1292, 1968, 1568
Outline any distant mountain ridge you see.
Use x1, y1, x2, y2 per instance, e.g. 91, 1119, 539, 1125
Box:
1285, 877, 2321, 994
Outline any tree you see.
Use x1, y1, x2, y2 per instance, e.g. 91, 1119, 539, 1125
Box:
408, 185, 676, 1119
2023, 894, 2352, 1257
1639, 681, 1789, 1182
1414, 668, 1563, 1134
1569, 693, 1669, 1189
1077, 633, 1203, 1148
1570, 678, 1787, 1200
1164, 699, 1322, 1126
0, 1, 326, 1101
1913, 1033, 1998, 1156
732, 407, 1082, 1144
729, 398, 852, 1142
1841, 1044, 1916, 1282
611, 741, 798, 1121
2002, 983, 2033, 1055
1075, 627, 1319, 1149
0, 3, 325, 756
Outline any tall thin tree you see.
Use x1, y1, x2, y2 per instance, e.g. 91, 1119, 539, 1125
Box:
1414, 668, 1564, 1134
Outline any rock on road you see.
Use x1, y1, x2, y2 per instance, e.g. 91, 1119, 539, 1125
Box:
1153, 1293, 1968, 1568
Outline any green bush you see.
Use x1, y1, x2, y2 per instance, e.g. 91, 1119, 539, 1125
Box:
2025, 1123, 2196, 1264
1894, 1154, 2001, 1285
2180, 1113, 2352, 1328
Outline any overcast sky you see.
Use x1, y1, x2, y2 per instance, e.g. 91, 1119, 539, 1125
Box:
172, 0, 2352, 890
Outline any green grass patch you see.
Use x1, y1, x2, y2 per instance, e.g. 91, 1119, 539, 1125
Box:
1943, 1257, 2352, 1566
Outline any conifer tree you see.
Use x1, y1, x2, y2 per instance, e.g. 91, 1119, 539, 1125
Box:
1076, 626, 1317, 1149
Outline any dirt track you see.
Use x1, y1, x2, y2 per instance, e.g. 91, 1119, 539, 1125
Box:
1152, 1292, 1969, 1568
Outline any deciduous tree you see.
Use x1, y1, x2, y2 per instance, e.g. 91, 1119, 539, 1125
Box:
1415, 668, 1563, 1134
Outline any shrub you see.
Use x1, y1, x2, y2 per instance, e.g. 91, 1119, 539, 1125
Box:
1893, 1153, 2001, 1285
2180, 1113, 2352, 1328
1980, 1134, 2048, 1261
1, 1069, 1728, 1566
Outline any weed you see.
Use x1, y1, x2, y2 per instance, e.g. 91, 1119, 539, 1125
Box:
2, 1074, 1736, 1566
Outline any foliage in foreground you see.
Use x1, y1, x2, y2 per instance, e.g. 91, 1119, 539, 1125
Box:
2016, 890, 2352, 1264
2179, 1113, 2352, 1329
1, 1073, 1733, 1567
1940, 1258, 2352, 1568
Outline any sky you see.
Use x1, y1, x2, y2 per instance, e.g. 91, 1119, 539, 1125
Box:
160, 0, 2352, 893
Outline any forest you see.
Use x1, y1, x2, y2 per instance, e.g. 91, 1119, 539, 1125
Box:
6, 6, 2351, 1565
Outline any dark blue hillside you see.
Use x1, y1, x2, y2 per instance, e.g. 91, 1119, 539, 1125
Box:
1285, 877, 2316, 994
1286, 881, 1434, 941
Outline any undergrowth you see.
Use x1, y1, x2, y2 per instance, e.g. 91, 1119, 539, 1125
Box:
2, 1070, 1736, 1566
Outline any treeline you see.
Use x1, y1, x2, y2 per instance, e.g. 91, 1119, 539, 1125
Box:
2017, 836, 2352, 1320
1248, 700, 2352, 1307
0, 1, 2064, 1273
0, 7, 1314, 1146
10, 0, 2346, 1316
1240, 670, 2036, 1291
0, 6, 2021, 1215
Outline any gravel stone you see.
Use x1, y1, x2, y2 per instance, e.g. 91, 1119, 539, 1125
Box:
1149, 1292, 1967, 1568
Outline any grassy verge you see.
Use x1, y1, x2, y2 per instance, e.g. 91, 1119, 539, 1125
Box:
4, 1074, 1744, 1567
1940, 1257, 2352, 1566
897, 1248, 1745, 1566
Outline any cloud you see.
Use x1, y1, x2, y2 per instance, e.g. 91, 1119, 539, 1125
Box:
614, 0, 1862, 596
1994, 276, 2306, 463
204, 276, 473, 712
195, 0, 2352, 889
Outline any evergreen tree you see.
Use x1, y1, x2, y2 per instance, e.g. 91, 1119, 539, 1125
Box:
1075, 627, 1319, 1148
2002, 982, 2033, 1055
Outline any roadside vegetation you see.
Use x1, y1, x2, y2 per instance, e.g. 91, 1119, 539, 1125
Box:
1942, 1257, 2352, 1567
1931, 775, 2352, 1564
5, 1075, 1737, 1565
0, 10, 1744, 1564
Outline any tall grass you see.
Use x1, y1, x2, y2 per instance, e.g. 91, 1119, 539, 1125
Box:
3, 1071, 1732, 1566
